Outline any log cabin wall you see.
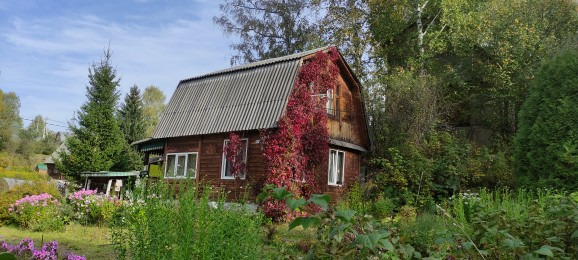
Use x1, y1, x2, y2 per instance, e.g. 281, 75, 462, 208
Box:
163, 131, 266, 201
327, 66, 369, 148
162, 131, 361, 203
317, 147, 362, 203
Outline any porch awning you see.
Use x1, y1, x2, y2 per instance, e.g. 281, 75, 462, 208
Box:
132, 138, 165, 152
80, 171, 142, 178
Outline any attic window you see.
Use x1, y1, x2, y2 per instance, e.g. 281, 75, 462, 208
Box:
326, 89, 334, 115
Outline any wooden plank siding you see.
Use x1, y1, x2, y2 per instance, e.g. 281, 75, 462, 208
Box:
327, 64, 369, 148
161, 131, 267, 201
160, 131, 362, 203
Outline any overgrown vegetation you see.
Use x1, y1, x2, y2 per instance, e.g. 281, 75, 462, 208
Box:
514, 48, 578, 190
109, 181, 264, 259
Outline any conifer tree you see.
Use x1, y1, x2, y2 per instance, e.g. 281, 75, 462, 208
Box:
57, 49, 125, 179
118, 85, 146, 144
116, 85, 146, 171
514, 48, 578, 190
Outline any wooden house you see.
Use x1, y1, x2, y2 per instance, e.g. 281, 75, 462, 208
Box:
134, 47, 370, 202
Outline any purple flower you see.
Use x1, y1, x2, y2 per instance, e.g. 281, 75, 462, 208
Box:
0, 238, 84, 260
67, 253, 87, 260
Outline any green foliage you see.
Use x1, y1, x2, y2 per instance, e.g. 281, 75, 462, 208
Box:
0, 252, 17, 260
118, 85, 146, 144
0, 90, 22, 152
371, 196, 396, 220
57, 49, 126, 179
142, 85, 166, 137
433, 189, 578, 259
110, 181, 264, 259
259, 186, 421, 258
366, 70, 441, 153
372, 131, 514, 206
67, 189, 124, 225
337, 181, 371, 216
0, 182, 61, 225
515, 48, 578, 190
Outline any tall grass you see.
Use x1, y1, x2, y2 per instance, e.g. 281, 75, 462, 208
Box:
110, 180, 264, 260
448, 188, 560, 224
0, 168, 49, 182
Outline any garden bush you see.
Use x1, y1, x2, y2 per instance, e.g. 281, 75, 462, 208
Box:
67, 189, 123, 225
371, 196, 395, 220
110, 181, 264, 259
8, 193, 67, 232
0, 182, 61, 225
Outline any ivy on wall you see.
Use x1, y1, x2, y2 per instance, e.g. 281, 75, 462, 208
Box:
223, 132, 246, 178
260, 48, 340, 220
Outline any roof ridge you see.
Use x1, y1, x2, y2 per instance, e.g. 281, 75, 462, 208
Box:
179, 45, 333, 83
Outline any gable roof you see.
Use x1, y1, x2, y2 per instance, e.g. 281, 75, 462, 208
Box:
152, 46, 331, 139
45, 142, 68, 164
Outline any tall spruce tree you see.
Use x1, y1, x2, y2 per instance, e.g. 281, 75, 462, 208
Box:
118, 85, 146, 144
57, 49, 125, 179
116, 85, 146, 171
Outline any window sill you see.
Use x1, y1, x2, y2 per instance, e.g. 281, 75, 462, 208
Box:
221, 176, 246, 180
328, 183, 343, 187
164, 176, 196, 179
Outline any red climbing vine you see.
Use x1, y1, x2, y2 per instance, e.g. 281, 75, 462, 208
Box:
223, 132, 246, 178
260, 48, 340, 220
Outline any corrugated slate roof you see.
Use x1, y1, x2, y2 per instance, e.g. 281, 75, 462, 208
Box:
152, 47, 331, 139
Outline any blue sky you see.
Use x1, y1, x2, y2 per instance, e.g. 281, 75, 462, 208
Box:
0, 0, 237, 131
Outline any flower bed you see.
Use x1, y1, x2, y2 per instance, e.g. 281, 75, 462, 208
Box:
67, 189, 123, 225
9, 193, 66, 231
0, 236, 85, 260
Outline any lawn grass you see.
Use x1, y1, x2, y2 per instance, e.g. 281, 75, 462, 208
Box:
0, 223, 114, 259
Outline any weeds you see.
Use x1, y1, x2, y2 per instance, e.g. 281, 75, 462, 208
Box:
110, 180, 264, 260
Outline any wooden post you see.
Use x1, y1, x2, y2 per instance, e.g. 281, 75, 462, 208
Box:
105, 179, 113, 196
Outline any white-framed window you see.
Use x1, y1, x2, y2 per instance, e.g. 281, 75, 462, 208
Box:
326, 89, 334, 115
221, 138, 248, 180
328, 149, 345, 186
165, 152, 198, 178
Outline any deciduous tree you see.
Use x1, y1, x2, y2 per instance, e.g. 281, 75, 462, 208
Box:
143, 85, 166, 137
214, 0, 322, 64
0, 90, 22, 152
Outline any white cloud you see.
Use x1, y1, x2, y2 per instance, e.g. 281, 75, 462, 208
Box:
0, 1, 237, 131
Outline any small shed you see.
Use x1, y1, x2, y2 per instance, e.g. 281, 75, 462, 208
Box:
80, 171, 144, 199
35, 163, 48, 174
45, 142, 68, 179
